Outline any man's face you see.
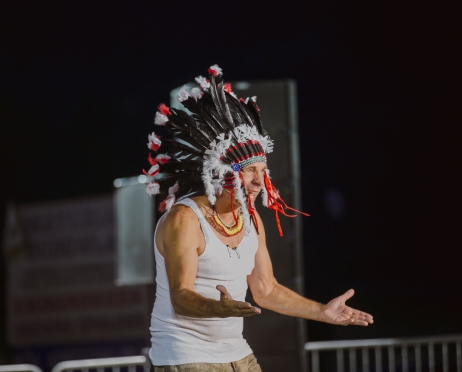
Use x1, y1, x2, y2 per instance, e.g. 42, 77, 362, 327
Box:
240, 161, 267, 202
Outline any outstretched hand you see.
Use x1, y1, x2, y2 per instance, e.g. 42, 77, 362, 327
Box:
320, 289, 373, 326
216, 285, 261, 318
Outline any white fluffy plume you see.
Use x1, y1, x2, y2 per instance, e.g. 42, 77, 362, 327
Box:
195, 76, 210, 91
147, 132, 161, 151
168, 182, 179, 196
232, 172, 251, 236
260, 135, 274, 153
154, 112, 168, 125
146, 164, 159, 176
145, 182, 160, 196
155, 154, 170, 164
177, 85, 190, 102
208, 64, 222, 76
160, 182, 180, 213
190, 87, 203, 101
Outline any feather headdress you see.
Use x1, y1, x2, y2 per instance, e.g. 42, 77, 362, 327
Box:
144, 64, 308, 236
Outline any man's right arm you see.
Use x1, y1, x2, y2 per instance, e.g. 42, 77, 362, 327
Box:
160, 205, 260, 318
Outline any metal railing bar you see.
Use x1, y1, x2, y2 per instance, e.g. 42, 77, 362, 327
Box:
311, 351, 320, 372
0, 365, 43, 372
415, 344, 422, 372
304, 334, 462, 351
51, 357, 146, 372
305, 335, 462, 372
442, 342, 449, 372
402, 345, 408, 372
456, 341, 462, 372
113, 367, 120, 372
349, 348, 357, 372
362, 347, 369, 372
375, 346, 382, 372
428, 343, 435, 372
336, 349, 344, 372
128, 366, 136, 372
388, 346, 395, 372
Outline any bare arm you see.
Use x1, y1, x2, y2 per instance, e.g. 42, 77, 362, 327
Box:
247, 212, 373, 326
159, 204, 260, 318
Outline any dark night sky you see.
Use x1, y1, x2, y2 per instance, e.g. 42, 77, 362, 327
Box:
1, 0, 460, 348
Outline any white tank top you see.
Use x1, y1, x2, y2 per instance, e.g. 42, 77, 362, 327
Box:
149, 198, 259, 365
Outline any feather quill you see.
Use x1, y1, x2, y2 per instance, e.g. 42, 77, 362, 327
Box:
209, 75, 234, 128
246, 99, 266, 136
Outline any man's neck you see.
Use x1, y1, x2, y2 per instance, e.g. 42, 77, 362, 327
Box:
194, 193, 241, 225
215, 193, 240, 212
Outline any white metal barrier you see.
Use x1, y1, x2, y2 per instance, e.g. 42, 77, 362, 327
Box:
51, 356, 148, 372
305, 334, 462, 372
0, 365, 43, 372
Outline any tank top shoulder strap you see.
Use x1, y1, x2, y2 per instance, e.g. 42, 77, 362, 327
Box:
175, 198, 211, 244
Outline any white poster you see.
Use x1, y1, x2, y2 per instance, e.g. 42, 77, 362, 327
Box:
3, 195, 151, 346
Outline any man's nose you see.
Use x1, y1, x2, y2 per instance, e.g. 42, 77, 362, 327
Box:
252, 172, 263, 185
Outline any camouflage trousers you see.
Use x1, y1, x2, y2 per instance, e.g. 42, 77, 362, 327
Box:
152, 353, 262, 372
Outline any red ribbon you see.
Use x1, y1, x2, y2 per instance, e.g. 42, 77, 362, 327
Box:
263, 173, 310, 236
247, 192, 259, 234
223, 176, 238, 225
229, 187, 238, 225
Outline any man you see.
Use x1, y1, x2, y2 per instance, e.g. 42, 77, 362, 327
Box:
144, 65, 373, 371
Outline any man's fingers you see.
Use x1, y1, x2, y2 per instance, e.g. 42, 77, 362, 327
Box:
216, 284, 261, 317
348, 312, 373, 326
238, 306, 261, 316
236, 301, 252, 309
350, 319, 370, 326
353, 314, 373, 322
239, 308, 260, 315
341, 289, 355, 301
236, 301, 261, 313
351, 309, 374, 323
216, 287, 261, 317
342, 318, 365, 327
251, 306, 261, 314
233, 301, 261, 317
352, 315, 373, 323
241, 312, 260, 318
216, 285, 232, 299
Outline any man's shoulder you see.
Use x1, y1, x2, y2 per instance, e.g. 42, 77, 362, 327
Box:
162, 203, 199, 228
158, 203, 204, 247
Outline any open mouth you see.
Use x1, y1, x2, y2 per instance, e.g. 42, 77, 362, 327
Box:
247, 190, 261, 199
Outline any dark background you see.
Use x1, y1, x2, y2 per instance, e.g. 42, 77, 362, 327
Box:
1, 0, 460, 364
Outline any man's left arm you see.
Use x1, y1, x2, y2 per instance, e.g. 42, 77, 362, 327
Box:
247, 211, 373, 326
